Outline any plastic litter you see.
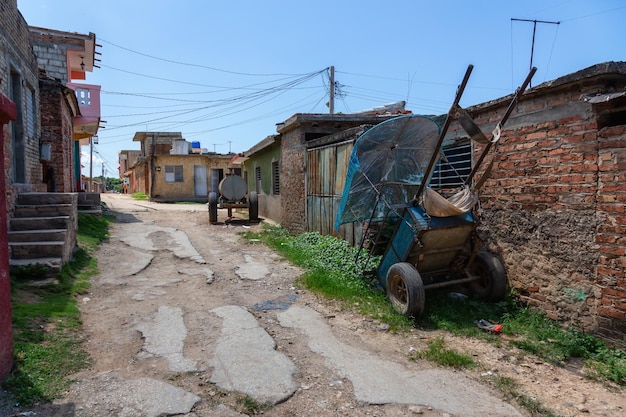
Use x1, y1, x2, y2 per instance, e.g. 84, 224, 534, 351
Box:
474, 319, 503, 333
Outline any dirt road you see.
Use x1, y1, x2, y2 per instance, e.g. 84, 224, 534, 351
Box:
3, 193, 625, 417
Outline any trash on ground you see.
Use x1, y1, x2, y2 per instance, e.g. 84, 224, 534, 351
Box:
474, 319, 503, 333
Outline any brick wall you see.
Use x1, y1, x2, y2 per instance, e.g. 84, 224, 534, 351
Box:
0, 0, 43, 207
464, 65, 626, 344
595, 124, 626, 340
280, 129, 307, 234
39, 76, 75, 192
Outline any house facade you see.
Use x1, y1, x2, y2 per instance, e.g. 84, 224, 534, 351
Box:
126, 132, 235, 202
277, 108, 411, 235
238, 135, 281, 222
29, 26, 101, 192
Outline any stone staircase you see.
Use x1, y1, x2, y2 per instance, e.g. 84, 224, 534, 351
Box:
8, 192, 79, 276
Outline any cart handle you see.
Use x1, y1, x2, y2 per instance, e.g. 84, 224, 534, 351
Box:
414, 65, 474, 204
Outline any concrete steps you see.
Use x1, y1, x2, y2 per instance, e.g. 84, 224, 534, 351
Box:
8, 193, 79, 276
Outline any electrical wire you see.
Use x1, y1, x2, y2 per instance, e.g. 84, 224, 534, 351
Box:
100, 38, 312, 77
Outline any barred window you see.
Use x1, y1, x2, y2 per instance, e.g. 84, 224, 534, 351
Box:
254, 166, 261, 193
429, 142, 472, 189
164, 165, 183, 182
272, 161, 280, 195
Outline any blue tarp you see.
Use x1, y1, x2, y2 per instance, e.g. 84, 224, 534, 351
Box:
334, 115, 441, 231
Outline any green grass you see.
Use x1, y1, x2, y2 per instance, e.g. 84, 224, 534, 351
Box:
131, 192, 148, 200
241, 224, 626, 387
240, 225, 413, 331
235, 394, 271, 415
3, 214, 112, 406
410, 337, 475, 368
490, 376, 560, 417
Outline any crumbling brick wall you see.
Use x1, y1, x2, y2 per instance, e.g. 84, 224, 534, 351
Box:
595, 124, 626, 341
465, 64, 626, 344
279, 128, 307, 235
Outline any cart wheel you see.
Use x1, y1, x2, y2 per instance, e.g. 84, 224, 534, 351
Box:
209, 192, 218, 224
468, 251, 508, 301
249, 191, 259, 221
386, 262, 425, 317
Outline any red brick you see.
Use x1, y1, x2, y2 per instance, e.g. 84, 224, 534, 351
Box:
601, 287, 626, 297
598, 306, 625, 320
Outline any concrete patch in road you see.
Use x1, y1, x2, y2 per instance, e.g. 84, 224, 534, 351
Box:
278, 305, 521, 417
210, 305, 297, 404
178, 266, 215, 284
235, 254, 269, 280
118, 223, 206, 264
65, 373, 200, 417
135, 305, 198, 372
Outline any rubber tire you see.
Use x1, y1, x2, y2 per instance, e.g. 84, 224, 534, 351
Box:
248, 191, 259, 221
468, 251, 508, 301
386, 262, 425, 317
209, 192, 218, 224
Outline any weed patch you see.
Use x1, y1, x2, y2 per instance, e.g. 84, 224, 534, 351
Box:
410, 337, 475, 369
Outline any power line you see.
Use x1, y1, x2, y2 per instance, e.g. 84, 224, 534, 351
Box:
100, 38, 313, 77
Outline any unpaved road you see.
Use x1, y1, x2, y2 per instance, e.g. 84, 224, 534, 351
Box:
2, 193, 625, 417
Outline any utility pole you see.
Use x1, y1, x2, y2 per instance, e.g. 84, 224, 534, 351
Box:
329, 66, 335, 115
511, 18, 560, 87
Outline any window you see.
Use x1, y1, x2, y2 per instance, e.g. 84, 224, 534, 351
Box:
75, 87, 91, 107
164, 165, 183, 182
26, 85, 36, 139
429, 142, 472, 189
272, 161, 280, 195
255, 166, 261, 193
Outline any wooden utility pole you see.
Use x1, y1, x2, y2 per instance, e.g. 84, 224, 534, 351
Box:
511, 18, 560, 87
329, 66, 335, 115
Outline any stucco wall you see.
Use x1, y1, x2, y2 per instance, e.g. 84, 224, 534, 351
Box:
243, 140, 281, 222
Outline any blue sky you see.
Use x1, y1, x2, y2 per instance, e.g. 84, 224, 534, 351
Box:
17, 0, 626, 178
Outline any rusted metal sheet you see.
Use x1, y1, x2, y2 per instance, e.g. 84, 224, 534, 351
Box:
306, 140, 356, 243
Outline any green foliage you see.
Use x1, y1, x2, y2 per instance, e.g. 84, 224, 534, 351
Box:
491, 376, 560, 417
10, 263, 50, 280
410, 337, 475, 368
240, 225, 413, 332
236, 394, 271, 415
4, 214, 111, 405
132, 192, 148, 200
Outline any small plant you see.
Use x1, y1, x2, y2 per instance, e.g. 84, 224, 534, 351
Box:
235, 394, 271, 415
410, 337, 475, 369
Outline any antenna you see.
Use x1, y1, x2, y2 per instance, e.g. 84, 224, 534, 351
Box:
511, 18, 560, 87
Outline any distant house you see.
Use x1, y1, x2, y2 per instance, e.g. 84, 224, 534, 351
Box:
277, 105, 412, 236
126, 132, 235, 202
238, 135, 281, 222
